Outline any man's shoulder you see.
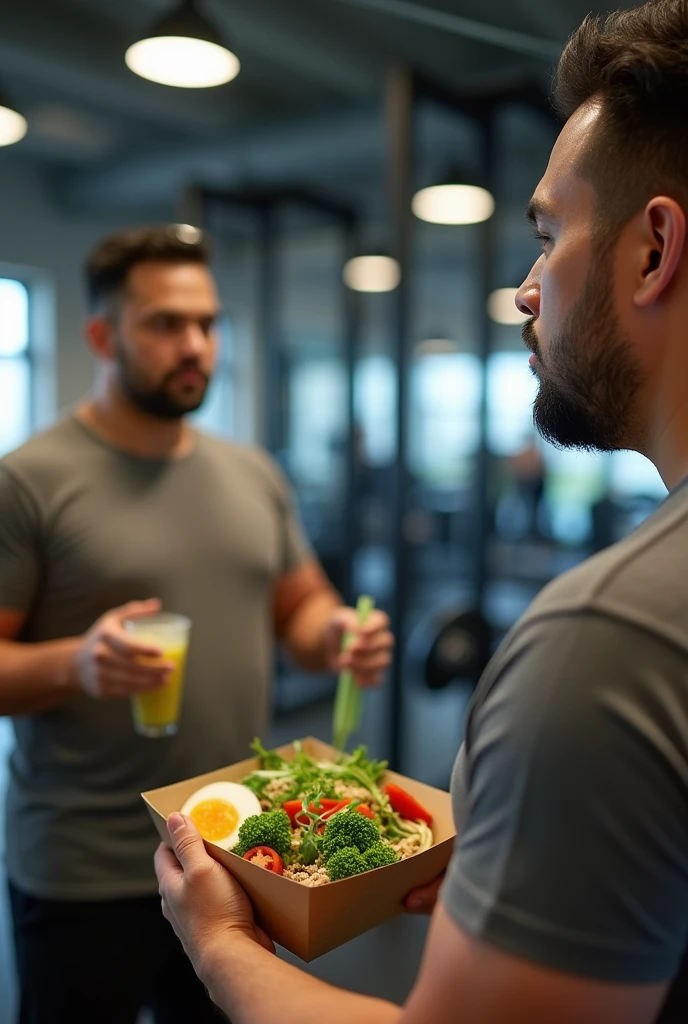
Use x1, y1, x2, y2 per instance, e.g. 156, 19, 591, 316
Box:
0, 417, 85, 483
518, 487, 688, 646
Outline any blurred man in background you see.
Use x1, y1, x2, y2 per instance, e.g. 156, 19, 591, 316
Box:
0, 224, 393, 1023
156, 2, 688, 1022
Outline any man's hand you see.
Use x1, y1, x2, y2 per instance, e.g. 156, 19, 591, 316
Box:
155, 813, 274, 967
323, 607, 394, 688
404, 872, 445, 915
72, 598, 174, 700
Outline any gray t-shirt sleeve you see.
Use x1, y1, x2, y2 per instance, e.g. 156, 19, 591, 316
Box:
0, 464, 42, 611
440, 611, 688, 984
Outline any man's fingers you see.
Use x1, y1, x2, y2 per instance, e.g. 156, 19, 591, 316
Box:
115, 598, 162, 622
97, 640, 173, 675
404, 873, 445, 914
358, 611, 391, 635
101, 630, 164, 660
345, 649, 393, 670
166, 813, 209, 874
102, 663, 170, 687
155, 841, 183, 885
347, 635, 395, 658
98, 599, 164, 657
352, 670, 387, 689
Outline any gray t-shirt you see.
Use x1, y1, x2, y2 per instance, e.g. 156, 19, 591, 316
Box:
0, 416, 310, 900
441, 480, 688, 1020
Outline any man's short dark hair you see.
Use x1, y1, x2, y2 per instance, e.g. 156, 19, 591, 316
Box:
554, 0, 688, 235
85, 224, 212, 312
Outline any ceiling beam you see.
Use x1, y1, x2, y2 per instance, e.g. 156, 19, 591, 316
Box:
329, 0, 563, 60
55, 109, 387, 212
55, 94, 552, 213
208, 0, 382, 99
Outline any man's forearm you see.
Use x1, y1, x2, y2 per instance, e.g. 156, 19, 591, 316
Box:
280, 589, 341, 672
199, 933, 402, 1024
0, 638, 80, 715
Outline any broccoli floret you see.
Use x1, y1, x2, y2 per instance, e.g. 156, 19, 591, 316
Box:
325, 846, 367, 881
362, 842, 399, 870
322, 808, 380, 861
232, 810, 292, 857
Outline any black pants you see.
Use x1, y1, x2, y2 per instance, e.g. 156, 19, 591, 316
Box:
8, 881, 226, 1024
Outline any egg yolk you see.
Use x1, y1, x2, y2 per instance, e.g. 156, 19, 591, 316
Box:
187, 798, 240, 842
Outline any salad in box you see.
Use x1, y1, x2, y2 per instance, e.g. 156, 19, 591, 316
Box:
143, 737, 456, 961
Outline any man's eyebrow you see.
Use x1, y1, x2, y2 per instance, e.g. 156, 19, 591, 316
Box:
140, 307, 222, 319
525, 198, 553, 225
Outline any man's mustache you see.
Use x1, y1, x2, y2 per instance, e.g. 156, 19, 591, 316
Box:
163, 361, 209, 386
522, 318, 540, 358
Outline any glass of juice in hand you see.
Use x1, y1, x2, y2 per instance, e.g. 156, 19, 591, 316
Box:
123, 612, 191, 738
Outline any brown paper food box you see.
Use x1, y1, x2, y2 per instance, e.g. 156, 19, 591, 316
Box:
142, 737, 456, 962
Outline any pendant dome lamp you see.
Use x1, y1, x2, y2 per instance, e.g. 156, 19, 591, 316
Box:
412, 166, 494, 226
125, 0, 240, 89
0, 85, 27, 147
343, 251, 402, 293
488, 287, 530, 325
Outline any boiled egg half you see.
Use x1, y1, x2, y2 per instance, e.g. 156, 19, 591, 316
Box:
179, 781, 261, 850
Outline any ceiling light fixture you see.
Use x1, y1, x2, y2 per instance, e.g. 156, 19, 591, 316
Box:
0, 86, 27, 148
343, 254, 401, 293
412, 169, 495, 225
488, 287, 530, 325
125, 0, 240, 89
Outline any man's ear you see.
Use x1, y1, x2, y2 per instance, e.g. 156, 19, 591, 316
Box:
85, 316, 116, 360
635, 196, 686, 308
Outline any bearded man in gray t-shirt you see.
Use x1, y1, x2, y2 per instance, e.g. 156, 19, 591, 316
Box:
154, 4, 688, 1024
0, 225, 393, 1024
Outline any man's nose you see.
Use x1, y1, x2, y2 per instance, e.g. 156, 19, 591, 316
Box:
515, 258, 542, 317
180, 323, 208, 357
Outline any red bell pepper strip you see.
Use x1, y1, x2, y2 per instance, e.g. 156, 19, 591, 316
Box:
384, 783, 432, 825
282, 800, 309, 827
242, 846, 284, 874
283, 797, 344, 825
283, 797, 376, 826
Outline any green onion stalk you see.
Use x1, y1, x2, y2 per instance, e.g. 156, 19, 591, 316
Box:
332, 595, 374, 752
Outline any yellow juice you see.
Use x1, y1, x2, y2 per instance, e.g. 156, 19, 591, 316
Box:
131, 642, 188, 734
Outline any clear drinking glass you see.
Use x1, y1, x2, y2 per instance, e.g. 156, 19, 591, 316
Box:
123, 612, 191, 738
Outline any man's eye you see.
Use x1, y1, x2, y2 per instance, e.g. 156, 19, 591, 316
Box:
532, 229, 553, 250
151, 315, 180, 332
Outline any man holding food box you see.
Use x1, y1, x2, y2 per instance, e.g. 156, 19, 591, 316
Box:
156, 2, 688, 1022
0, 224, 394, 1023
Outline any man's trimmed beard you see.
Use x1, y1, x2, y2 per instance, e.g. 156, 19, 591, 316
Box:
115, 344, 210, 420
525, 248, 643, 453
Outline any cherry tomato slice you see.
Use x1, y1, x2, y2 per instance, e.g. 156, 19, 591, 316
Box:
242, 846, 284, 874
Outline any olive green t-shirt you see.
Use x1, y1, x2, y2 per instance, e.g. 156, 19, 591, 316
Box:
441, 479, 688, 1020
0, 416, 310, 900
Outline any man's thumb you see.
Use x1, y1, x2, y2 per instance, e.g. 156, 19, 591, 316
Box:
167, 812, 203, 865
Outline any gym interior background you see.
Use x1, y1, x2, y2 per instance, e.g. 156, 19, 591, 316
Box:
0, 0, 664, 1017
